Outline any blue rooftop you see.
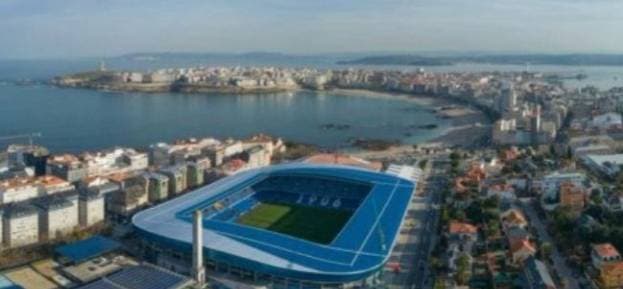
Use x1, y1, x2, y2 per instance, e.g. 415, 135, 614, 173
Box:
55, 235, 121, 264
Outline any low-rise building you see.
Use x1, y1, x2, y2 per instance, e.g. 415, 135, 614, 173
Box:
501, 208, 528, 230
448, 220, 478, 241
510, 238, 536, 265
537, 171, 586, 195
592, 243, 622, 269
582, 154, 623, 178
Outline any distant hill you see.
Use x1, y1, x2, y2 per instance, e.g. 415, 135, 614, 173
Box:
337, 54, 623, 66
337, 55, 453, 66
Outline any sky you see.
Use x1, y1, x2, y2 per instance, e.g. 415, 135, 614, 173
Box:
0, 0, 622, 59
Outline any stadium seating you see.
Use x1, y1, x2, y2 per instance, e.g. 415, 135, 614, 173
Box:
207, 174, 372, 222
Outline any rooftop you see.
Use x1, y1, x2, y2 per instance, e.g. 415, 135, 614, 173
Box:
449, 221, 478, 235
55, 235, 122, 264
593, 243, 621, 258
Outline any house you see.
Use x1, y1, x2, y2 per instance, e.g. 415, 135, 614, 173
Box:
558, 182, 586, 211
522, 257, 556, 289
501, 208, 528, 230
449, 221, 478, 241
537, 171, 585, 195
510, 238, 536, 265
592, 243, 622, 269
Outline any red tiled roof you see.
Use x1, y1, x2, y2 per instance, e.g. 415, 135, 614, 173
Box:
449, 221, 478, 234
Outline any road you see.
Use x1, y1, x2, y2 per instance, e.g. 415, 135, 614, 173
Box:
520, 199, 581, 289
382, 160, 444, 289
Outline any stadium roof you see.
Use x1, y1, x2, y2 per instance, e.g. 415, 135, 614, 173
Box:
55, 235, 121, 264
133, 163, 415, 283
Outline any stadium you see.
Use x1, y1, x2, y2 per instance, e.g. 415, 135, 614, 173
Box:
132, 163, 415, 288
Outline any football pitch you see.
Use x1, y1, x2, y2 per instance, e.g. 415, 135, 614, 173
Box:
237, 202, 353, 244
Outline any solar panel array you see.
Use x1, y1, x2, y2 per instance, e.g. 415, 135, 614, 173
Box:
77, 280, 120, 289
76, 265, 188, 289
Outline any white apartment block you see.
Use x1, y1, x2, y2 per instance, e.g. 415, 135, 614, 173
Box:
36, 195, 79, 241
2, 205, 39, 248
79, 191, 105, 227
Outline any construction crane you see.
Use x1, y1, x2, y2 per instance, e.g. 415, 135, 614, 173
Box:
0, 132, 42, 147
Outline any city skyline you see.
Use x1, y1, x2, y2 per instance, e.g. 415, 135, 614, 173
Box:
1, 0, 622, 59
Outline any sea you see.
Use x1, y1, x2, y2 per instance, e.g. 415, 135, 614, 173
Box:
0, 56, 622, 153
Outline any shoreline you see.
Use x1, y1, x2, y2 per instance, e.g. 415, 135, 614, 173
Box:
327, 88, 491, 149
47, 80, 493, 151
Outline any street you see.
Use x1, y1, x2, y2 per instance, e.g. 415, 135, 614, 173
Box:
381, 159, 445, 289
520, 199, 581, 289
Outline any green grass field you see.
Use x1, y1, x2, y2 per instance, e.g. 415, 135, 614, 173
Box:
237, 202, 353, 244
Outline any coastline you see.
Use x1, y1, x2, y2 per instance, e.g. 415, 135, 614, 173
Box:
49, 75, 493, 150
327, 88, 491, 149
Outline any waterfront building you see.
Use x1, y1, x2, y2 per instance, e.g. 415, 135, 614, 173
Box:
81, 148, 148, 177
186, 162, 205, 188
2, 204, 39, 248
240, 145, 269, 170
0, 175, 74, 205
160, 165, 188, 195
107, 173, 148, 218
0, 177, 40, 204
38, 175, 74, 194
144, 172, 170, 202
47, 154, 87, 182
7, 144, 49, 176
202, 146, 225, 167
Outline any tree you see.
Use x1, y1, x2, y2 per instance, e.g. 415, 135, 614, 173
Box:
590, 189, 603, 205
541, 242, 553, 260
419, 159, 429, 170
455, 254, 470, 285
